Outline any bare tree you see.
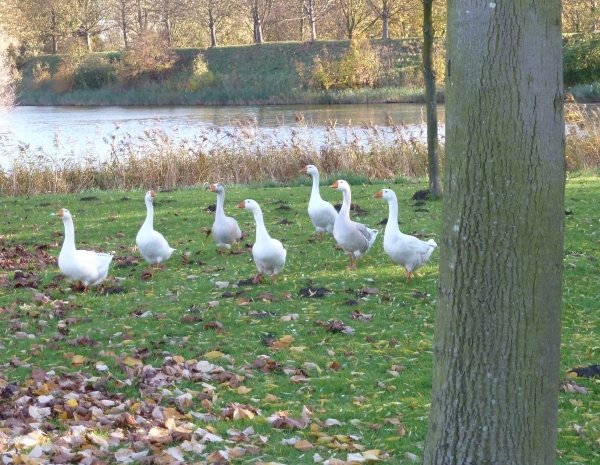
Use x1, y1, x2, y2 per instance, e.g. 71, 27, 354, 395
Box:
151, 0, 195, 46
243, 0, 274, 44
195, 0, 235, 47
366, 0, 411, 39
338, 0, 373, 39
7, 0, 77, 54
302, 0, 335, 41
424, 0, 564, 463
106, 0, 134, 48
76, 0, 111, 51
563, 0, 600, 33
132, 0, 151, 37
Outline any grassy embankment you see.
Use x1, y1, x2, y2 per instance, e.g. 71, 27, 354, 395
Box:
14, 35, 600, 106
0, 175, 599, 464
16, 40, 432, 106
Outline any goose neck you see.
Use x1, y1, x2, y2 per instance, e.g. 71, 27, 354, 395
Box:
340, 188, 351, 217
386, 198, 400, 233
215, 191, 226, 217
62, 218, 76, 252
252, 209, 270, 240
310, 173, 322, 199
143, 200, 154, 230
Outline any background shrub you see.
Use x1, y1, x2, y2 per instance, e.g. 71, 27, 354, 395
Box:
53, 59, 76, 94
118, 32, 177, 86
564, 36, 600, 86
182, 53, 219, 91
74, 54, 116, 90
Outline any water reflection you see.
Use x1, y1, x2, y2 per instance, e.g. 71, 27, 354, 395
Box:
0, 104, 445, 164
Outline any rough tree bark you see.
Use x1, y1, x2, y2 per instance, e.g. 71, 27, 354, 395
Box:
422, 0, 441, 197
423, 0, 565, 464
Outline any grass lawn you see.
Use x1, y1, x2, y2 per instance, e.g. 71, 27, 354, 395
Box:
0, 175, 599, 464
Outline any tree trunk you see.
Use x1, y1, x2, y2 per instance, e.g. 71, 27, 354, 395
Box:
164, 17, 172, 46
423, 1, 565, 464
422, 0, 441, 197
51, 34, 58, 54
121, 7, 129, 48
309, 16, 317, 41
209, 10, 217, 47
84, 31, 91, 51
381, 13, 389, 40
253, 7, 263, 44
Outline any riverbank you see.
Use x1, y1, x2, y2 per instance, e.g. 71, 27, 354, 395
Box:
15, 38, 600, 106
16, 39, 443, 106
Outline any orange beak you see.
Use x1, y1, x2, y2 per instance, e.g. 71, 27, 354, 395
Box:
329, 181, 339, 189
209, 184, 217, 192
237, 201, 246, 208
57, 208, 64, 217
150, 190, 156, 197
374, 190, 383, 198
300, 166, 308, 174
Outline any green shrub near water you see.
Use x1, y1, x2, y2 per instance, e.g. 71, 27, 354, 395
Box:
564, 36, 600, 87
74, 54, 117, 90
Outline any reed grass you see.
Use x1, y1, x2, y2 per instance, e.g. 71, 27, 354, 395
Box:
0, 121, 435, 196
1, 102, 599, 197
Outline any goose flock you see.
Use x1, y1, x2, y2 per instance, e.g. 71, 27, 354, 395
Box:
56, 165, 437, 291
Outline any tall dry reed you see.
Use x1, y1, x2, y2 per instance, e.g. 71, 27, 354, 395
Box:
2, 106, 599, 197
0, 120, 438, 196
565, 101, 600, 171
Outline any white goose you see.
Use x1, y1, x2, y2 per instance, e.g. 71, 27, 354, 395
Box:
374, 188, 437, 281
136, 190, 176, 267
237, 199, 287, 284
300, 164, 337, 240
210, 183, 242, 254
57, 208, 113, 293
329, 180, 378, 269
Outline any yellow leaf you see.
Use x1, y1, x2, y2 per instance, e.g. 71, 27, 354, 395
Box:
264, 393, 280, 402
163, 407, 180, 419
123, 357, 142, 367
66, 398, 78, 408
362, 449, 382, 460
237, 386, 252, 394
290, 346, 307, 352
294, 439, 314, 451
204, 351, 224, 359
130, 402, 141, 413
173, 355, 185, 364
71, 355, 87, 365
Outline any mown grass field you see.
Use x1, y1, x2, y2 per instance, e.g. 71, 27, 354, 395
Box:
0, 175, 599, 464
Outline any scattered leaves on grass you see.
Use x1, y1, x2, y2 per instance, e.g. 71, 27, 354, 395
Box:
316, 319, 355, 335
561, 380, 589, 394
568, 364, 600, 378
299, 286, 332, 298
